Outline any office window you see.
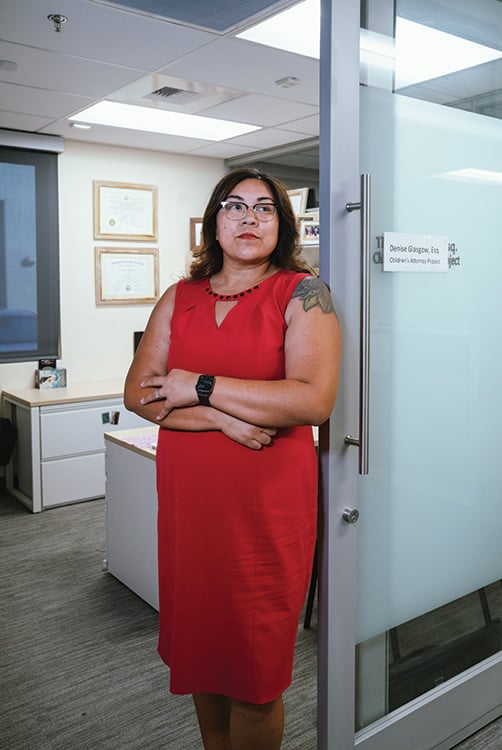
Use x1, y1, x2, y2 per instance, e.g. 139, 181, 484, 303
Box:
0, 146, 60, 363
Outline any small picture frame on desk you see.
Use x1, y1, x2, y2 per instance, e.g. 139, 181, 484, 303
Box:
35, 368, 67, 389
299, 217, 320, 245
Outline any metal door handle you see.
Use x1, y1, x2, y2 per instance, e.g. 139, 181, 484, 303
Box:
342, 508, 360, 524
344, 173, 371, 475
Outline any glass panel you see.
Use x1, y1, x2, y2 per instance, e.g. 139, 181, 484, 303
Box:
0, 147, 60, 363
0, 162, 38, 351
386, 582, 502, 714
394, 0, 502, 122
356, 0, 502, 730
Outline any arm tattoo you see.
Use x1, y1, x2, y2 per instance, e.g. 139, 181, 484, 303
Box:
291, 276, 337, 315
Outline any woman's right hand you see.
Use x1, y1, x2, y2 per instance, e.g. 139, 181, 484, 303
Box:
217, 412, 278, 450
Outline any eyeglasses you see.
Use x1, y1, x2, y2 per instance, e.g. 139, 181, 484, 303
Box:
219, 200, 278, 221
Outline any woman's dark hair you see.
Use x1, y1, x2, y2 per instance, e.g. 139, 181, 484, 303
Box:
188, 167, 310, 279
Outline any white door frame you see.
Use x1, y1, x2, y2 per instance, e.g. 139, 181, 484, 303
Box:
316, 1, 502, 748
317, 1, 361, 748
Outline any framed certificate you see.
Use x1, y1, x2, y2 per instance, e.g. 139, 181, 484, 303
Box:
287, 187, 309, 215
190, 217, 203, 252
94, 247, 159, 305
93, 181, 158, 241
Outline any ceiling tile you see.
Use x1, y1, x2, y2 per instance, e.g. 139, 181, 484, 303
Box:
162, 37, 319, 105
226, 126, 311, 150
0, 111, 55, 131
186, 142, 258, 159
0, 41, 147, 98
279, 114, 320, 135
0, 82, 93, 119
1, 0, 216, 69
200, 93, 317, 127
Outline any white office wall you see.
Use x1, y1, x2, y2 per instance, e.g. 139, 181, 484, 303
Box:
0, 140, 224, 391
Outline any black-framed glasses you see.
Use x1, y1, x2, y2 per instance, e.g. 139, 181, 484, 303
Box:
219, 200, 278, 221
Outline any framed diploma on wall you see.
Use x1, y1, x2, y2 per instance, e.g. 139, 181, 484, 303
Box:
93, 181, 158, 241
94, 247, 159, 305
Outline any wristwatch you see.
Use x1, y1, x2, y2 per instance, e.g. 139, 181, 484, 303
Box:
196, 374, 215, 406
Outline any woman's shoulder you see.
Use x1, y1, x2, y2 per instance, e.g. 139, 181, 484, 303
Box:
175, 276, 207, 295
272, 268, 313, 293
168, 276, 207, 310
265, 269, 312, 315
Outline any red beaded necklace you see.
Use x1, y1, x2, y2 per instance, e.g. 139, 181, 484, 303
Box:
204, 284, 260, 301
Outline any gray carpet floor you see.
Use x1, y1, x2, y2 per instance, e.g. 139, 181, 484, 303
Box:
0, 491, 500, 749
0, 493, 316, 750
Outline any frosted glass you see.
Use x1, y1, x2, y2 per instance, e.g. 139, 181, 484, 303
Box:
357, 86, 502, 643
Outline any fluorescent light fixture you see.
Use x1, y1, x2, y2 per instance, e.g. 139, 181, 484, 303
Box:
237, 0, 320, 59
395, 18, 502, 88
237, 4, 502, 89
436, 168, 502, 185
237, 0, 393, 62
69, 101, 260, 140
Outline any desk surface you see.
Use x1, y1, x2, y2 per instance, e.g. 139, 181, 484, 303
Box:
2, 380, 126, 407
105, 426, 159, 459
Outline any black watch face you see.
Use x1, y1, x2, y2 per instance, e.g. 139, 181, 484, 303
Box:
199, 378, 211, 393
197, 375, 214, 403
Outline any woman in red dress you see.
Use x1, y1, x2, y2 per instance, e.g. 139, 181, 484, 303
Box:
125, 168, 341, 750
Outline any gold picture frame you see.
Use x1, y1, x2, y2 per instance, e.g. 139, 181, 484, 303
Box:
94, 247, 159, 306
287, 187, 309, 215
190, 217, 204, 252
93, 180, 158, 241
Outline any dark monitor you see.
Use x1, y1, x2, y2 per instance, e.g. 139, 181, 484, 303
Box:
306, 188, 317, 209
133, 331, 144, 352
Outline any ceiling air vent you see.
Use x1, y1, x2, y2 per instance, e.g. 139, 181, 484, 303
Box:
144, 86, 202, 105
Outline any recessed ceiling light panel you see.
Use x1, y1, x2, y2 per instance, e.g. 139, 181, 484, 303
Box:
69, 101, 261, 140
237, 0, 320, 58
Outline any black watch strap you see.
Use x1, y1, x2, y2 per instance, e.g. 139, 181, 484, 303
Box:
196, 374, 215, 406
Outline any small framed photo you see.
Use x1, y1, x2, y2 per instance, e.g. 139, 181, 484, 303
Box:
94, 246, 159, 306
93, 180, 158, 241
299, 218, 320, 245
287, 187, 309, 215
190, 217, 204, 252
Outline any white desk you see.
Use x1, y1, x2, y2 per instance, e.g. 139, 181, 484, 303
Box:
104, 427, 159, 610
2, 381, 148, 512
103, 425, 318, 611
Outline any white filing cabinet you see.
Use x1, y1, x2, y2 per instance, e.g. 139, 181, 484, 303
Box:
2, 381, 148, 512
105, 427, 159, 610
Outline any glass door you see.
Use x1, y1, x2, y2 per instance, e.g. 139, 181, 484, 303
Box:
318, 1, 502, 748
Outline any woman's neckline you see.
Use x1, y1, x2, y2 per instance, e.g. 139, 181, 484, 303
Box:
205, 269, 280, 300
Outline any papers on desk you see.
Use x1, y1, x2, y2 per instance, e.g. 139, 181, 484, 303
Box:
123, 433, 158, 452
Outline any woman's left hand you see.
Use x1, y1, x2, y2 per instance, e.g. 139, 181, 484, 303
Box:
140, 368, 198, 419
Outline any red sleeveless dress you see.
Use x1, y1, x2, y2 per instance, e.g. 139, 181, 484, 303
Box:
155, 270, 318, 703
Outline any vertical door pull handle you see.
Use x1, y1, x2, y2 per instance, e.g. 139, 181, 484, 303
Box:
344, 174, 371, 475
